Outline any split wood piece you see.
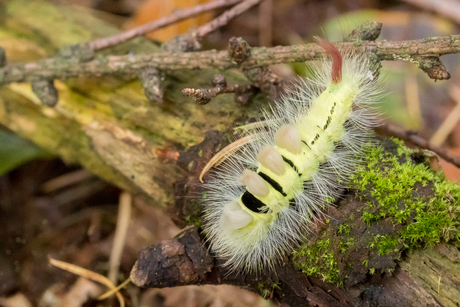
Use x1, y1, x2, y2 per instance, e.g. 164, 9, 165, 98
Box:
160, 135, 460, 305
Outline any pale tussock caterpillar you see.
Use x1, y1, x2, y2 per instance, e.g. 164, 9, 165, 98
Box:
201, 38, 383, 273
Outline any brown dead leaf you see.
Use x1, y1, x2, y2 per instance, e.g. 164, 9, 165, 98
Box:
140, 285, 273, 307
126, 0, 213, 41
0, 293, 32, 307
438, 147, 460, 182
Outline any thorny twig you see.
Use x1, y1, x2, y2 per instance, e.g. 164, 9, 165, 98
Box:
87, 0, 242, 51
161, 0, 263, 53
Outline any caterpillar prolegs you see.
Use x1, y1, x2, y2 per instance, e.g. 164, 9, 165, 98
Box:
202, 38, 382, 273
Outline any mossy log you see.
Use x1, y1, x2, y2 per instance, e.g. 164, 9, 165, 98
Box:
134, 137, 460, 307
1, 1, 460, 306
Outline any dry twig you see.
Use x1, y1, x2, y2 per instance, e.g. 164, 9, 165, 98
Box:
196, 0, 263, 38
182, 74, 253, 105
87, 0, 242, 50
1, 34, 458, 85
376, 123, 460, 168
49, 257, 126, 307
108, 192, 132, 285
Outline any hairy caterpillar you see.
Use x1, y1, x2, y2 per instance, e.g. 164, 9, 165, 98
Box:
201, 38, 382, 273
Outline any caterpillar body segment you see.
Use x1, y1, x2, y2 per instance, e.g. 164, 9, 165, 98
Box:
202, 38, 382, 273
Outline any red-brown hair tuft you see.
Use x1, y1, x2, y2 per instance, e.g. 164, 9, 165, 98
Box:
314, 37, 342, 84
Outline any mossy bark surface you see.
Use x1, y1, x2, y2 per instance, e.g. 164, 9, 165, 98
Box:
164, 135, 460, 306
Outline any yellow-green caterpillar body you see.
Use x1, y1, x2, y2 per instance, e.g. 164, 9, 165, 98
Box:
203, 38, 382, 273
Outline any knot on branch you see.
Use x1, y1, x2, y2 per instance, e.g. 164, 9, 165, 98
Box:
211, 74, 227, 89
244, 67, 283, 99
344, 21, 382, 42
163, 31, 202, 52
31, 79, 59, 107
138, 67, 164, 103
416, 56, 451, 81
58, 43, 95, 62
0, 46, 6, 67
182, 87, 213, 105
182, 74, 253, 105
228, 37, 250, 64
130, 226, 213, 288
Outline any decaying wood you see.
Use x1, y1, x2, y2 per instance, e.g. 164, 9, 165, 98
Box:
131, 227, 458, 306
132, 135, 460, 307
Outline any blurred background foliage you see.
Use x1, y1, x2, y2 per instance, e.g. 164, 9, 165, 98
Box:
1, 0, 460, 306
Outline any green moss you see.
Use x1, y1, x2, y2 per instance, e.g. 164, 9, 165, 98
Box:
337, 224, 351, 235
362, 211, 380, 226
352, 138, 460, 250
293, 138, 460, 286
184, 214, 201, 228
339, 237, 355, 253
257, 280, 281, 299
293, 238, 342, 286
369, 234, 399, 255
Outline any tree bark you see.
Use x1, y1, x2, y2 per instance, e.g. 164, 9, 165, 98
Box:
131, 227, 460, 306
